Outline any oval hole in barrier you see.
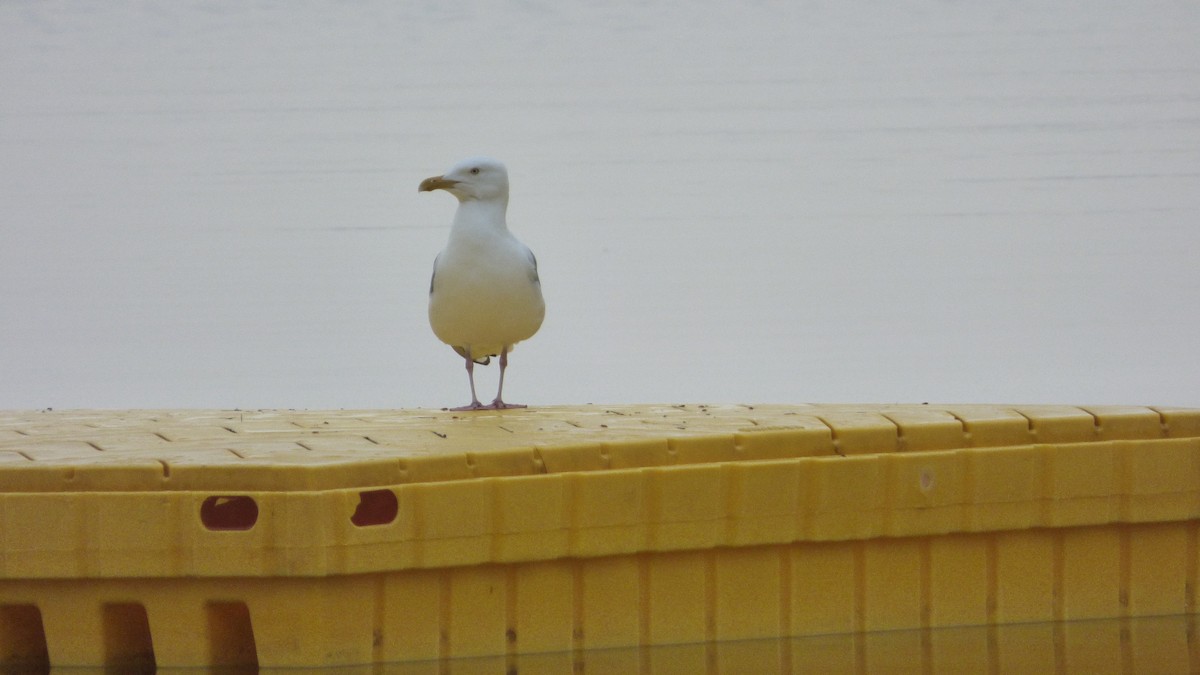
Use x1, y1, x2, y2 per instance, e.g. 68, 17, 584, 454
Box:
200, 496, 259, 531
351, 489, 398, 527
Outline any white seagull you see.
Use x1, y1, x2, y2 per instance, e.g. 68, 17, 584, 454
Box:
419, 157, 545, 410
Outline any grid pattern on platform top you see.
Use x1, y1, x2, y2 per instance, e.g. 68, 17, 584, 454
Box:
0, 404, 1196, 492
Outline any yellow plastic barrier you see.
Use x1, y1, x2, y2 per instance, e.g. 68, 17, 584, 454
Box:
1, 404, 1198, 669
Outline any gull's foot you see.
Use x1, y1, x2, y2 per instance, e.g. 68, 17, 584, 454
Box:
489, 400, 527, 410
448, 400, 488, 412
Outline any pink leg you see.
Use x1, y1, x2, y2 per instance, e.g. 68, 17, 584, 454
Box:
490, 347, 527, 410
449, 353, 486, 411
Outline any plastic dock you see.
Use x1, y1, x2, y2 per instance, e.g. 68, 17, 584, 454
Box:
2, 403, 1199, 671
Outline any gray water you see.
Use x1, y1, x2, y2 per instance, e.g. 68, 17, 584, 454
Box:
2, 1, 1198, 410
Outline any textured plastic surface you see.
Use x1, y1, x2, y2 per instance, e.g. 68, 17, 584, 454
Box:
1, 404, 1199, 668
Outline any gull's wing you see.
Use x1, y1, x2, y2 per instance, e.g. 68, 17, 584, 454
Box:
526, 246, 541, 285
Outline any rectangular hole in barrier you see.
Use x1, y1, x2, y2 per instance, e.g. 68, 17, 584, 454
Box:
0, 604, 49, 672
102, 603, 155, 672
207, 601, 258, 669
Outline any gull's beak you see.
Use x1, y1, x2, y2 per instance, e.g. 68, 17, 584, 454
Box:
419, 175, 459, 192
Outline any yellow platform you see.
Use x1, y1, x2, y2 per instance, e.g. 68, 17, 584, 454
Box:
1, 403, 1199, 670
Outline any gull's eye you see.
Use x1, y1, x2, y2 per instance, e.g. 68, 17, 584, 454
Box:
470, 167, 480, 175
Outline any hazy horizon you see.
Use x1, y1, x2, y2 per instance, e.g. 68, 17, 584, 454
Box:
2, 1, 1198, 410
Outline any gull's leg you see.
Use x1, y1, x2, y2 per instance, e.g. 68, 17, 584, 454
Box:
490, 347, 527, 410
450, 351, 486, 411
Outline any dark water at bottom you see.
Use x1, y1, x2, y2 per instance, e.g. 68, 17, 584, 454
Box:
33, 614, 1197, 674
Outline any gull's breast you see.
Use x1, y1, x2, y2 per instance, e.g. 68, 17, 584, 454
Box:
428, 238, 545, 356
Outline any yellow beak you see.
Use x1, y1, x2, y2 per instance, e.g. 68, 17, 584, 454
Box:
418, 175, 459, 192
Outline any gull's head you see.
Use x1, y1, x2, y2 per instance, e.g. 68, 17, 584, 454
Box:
418, 156, 509, 203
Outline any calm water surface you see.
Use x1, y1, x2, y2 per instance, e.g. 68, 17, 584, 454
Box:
2, 2, 1198, 409
35, 615, 1200, 673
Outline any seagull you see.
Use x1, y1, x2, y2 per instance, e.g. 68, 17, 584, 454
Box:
419, 157, 545, 411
